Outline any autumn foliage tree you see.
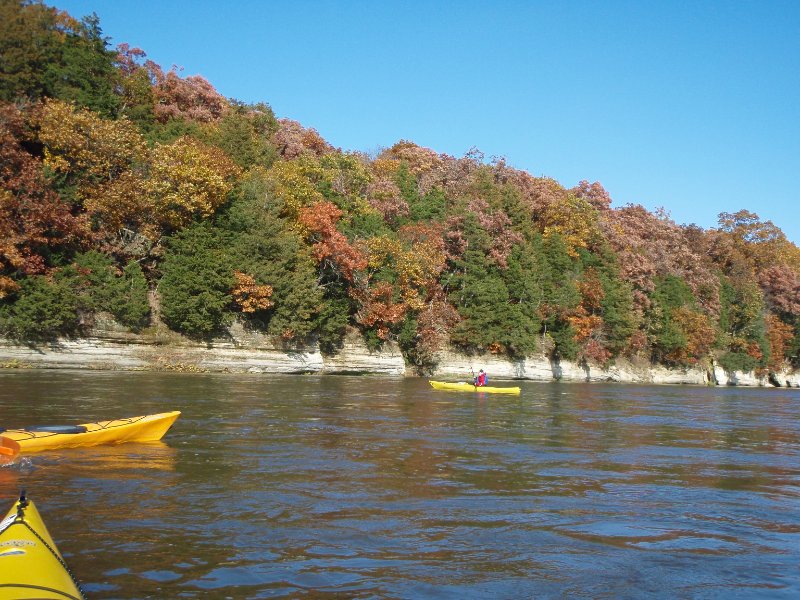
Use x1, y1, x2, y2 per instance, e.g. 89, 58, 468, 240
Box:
0, 101, 87, 297
147, 63, 229, 124
297, 200, 367, 283
84, 135, 241, 242
231, 271, 273, 313
38, 98, 147, 189
272, 118, 333, 159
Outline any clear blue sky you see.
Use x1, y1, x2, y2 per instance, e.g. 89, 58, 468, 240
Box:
54, 0, 800, 243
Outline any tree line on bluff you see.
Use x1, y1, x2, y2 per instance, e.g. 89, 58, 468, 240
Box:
1, 0, 799, 375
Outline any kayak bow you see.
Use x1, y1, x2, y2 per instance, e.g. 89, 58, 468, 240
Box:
0, 493, 85, 600
429, 381, 521, 395
0, 411, 180, 453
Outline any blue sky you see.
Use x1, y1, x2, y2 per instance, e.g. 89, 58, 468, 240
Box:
55, 0, 800, 243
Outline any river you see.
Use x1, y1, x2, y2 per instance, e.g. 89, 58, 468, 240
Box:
1, 370, 799, 599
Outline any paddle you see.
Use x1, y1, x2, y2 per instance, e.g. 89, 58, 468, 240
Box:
0, 436, 19, 459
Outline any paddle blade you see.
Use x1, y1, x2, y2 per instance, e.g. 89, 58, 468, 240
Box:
0, 436, 20, 460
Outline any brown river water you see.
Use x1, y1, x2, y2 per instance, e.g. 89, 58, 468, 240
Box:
1, 370, 799, 599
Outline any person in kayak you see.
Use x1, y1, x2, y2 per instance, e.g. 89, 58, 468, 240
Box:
474, 369, 487, 387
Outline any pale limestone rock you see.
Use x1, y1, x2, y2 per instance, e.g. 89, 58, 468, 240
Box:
550, 358, 708, 385
777, 370, 800, 387
431, 351, 536, 380
553, 360, 592, 382
712, 362, 768, 387
0, 337, 150, 370
648, 364, 709, 385
195, 347, 322, 373
0, 336, 322, 373
0, 325, 797, 386
713, 365, 731, 386
767, 367, 799, 387
321, 331, 405, 375
724, 370, 767, 387
517, 355, 559, 381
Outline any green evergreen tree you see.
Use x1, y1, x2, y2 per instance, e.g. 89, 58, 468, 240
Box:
538, 233, 581, 359
648, 275, 694, 363
206, 101, 278, 169
221, 181, 331, 344
0, 2, 118, 114
147, 118, 202, 145
716, 276, 769, 371
109, 261, 150, 329
395, 162, 419, 205
159, 225, 234, 339
409, 187, 447, 223
0, 274, 81, 341
73, 251, 118, 311
593, 248, 637, 356
446, 212, 538, 356
71, 251, 149, 329
44, 13, 119, 116
315, 291, 351, 353
503, 241, 543, 353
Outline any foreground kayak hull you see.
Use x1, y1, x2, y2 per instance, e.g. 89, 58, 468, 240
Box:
1, 411, 180, 453
429, 381, 521, 395
0, 496, 84, 600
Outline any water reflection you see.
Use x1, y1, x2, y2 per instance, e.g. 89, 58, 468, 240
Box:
0, 372, 798, 598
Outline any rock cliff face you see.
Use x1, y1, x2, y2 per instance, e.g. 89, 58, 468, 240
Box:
431, 351, 711, 385
0, 321, 405, 376
0, 322, 796, 387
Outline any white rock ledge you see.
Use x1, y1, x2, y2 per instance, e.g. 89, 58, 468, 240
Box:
0, 329, 797, 387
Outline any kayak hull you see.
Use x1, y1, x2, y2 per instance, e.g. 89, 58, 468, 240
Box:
1, 411, 180, 453
0, 497, 84, 600
429, 381, 521, 395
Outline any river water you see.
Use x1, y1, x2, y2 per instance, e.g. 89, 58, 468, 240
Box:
1, 370, 799, 599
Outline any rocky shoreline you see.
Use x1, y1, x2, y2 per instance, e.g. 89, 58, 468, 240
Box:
1, 319, 798, 387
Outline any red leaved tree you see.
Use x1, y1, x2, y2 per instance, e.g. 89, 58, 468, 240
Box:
601, 204, 719, 316
272, 119, 333, 160
759, 265, 800, 318
0, 102, 87, 297
297, 200, 366, 282
145, 61, 228, 123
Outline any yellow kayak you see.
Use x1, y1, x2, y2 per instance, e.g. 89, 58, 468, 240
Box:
429, 381, 521, 395
0, 411, 180, 453
0, 494, 85, 600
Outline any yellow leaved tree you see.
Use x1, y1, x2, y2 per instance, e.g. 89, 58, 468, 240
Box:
145, 136, 241, 229
38, 99, 147, 184
85, 136, 240, 242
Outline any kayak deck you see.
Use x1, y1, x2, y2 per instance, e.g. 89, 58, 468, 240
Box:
0, 495, 85, 600
429, 381, 521, 395
1, 411, 180, 453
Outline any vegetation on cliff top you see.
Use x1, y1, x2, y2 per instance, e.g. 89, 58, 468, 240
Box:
1, 0, 799, 375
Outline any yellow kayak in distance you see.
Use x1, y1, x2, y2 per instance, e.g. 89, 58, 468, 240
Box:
0, 494, 85, 600
429, 381, 521, 395
0, 411, 180, 453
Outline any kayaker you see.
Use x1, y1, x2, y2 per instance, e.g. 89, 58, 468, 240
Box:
474, 369, 487, 387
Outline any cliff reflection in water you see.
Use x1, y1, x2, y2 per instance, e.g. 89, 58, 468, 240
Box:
0, 371, 798, 598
